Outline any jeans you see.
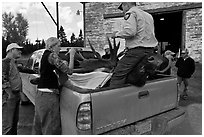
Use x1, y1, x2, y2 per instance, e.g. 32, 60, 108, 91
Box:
32, 89, 61, 135
177, 76, 189, 92
2, 91, 20, 135
110, 47, 154, 87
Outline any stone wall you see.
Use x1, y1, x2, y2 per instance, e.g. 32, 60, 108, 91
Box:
84, 2, 202, 62
185, 8, 202, 63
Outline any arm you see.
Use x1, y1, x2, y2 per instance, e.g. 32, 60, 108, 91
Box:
111, 12, 137, 39
2, 60, 11, 90
175, 57, 182, 68
68, 48, 76, 70
189, 58, 195, 76
116, 13, 137, 39
48, 51, 75, 75
2, 59, 14, 98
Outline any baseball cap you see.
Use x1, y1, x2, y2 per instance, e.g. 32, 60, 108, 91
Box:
118, 2, 137, 11
6, 43, 23, 52
164, 50, 175, 56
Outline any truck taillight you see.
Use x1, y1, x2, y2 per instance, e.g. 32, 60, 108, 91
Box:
77, 102, 92, 130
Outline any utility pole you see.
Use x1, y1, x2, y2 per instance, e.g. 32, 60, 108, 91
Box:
41, 2, 59, 38
56, 2, 59, 38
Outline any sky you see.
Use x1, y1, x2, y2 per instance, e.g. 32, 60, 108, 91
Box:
2, 2, 83, 43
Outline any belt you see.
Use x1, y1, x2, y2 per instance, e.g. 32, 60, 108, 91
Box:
127, 46, 154, 50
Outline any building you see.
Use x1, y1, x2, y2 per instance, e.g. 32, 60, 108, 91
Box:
83, 2, 202, 63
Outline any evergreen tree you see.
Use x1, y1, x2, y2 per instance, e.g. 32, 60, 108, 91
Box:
41, 39, 46, 49
59, 26, 68, 47
70, 33, 76, 44
78, 29, 83, 40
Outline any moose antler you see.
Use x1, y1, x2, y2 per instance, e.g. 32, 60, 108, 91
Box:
87, 38, 102, 60
106, 36, 120, 64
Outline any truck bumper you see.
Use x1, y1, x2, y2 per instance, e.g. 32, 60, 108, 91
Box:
102, 107, 185, 135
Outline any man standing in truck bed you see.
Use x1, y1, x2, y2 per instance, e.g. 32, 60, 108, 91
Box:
109, 2, 158, 87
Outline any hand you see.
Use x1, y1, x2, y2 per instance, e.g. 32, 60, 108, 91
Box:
5, 88, 15, 99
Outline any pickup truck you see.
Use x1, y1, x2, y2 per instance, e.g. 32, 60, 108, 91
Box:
19, 49, 185, 135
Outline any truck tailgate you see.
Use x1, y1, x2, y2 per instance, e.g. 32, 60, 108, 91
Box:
91, 77, 178, 134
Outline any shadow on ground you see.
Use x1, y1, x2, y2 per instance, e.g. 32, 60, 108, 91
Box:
179, 95, 202, 107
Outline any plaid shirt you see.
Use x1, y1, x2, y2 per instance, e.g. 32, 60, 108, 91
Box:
48, 52, 72, 75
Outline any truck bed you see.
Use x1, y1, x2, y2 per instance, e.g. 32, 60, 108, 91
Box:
91, 75, 178, 134
60, 74, 179, 134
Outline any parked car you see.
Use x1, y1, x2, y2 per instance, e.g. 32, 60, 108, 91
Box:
19, 48, 185, 134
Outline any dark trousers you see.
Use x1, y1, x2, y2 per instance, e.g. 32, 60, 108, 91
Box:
2, 91, 20, 135
110, 47, 154, 87
32, 90, 61, 135
177, 76, 189, 92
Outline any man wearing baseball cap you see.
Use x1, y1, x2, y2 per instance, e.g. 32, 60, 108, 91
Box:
2, 43, 23, 134
175, 49, 195, 100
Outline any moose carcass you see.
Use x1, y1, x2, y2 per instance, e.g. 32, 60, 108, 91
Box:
71, 37, 171, 87
73, 37, 120, 73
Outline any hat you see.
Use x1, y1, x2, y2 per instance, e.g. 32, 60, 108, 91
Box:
103, 45, 109, 50
118, 3, 123, 11
118, 2, 137, 11
164, 50, 175, 56
6, 43, 23, 52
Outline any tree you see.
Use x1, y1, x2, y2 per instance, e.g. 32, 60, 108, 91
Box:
40, 39, 46, 49
78, 29, 83, 40
59, 26, 68, 47
2, 12, 29, 44
77, 29, 84, 47
59, 26, 67, 43
70, 33, 76, 44
15, 13, 29, 43
2, 12, 15, 42
2, 37, 10, 58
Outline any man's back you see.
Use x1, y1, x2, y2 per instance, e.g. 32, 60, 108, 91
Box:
124, 6, 158, 48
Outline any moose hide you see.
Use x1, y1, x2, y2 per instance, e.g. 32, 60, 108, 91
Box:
126, 53, 169, 87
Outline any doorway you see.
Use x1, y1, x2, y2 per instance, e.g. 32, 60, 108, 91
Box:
152, 11, 183, 54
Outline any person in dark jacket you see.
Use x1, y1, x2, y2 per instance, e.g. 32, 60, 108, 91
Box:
102, 45, 111, 59
175, 49, 195, 100
32, 37, 76, 135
